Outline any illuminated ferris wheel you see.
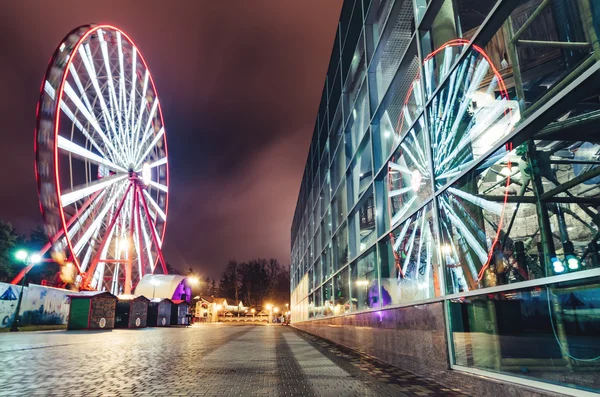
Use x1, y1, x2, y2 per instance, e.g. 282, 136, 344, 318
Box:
35, 25, 169, 294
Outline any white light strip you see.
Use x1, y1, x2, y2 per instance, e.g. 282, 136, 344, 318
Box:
148, 180, 168, 194
139, 205, 155, 272
135, 98, 159, 160
73, 183, 125, 255
135, 127, 164, 168
44, 80, 56, 100
132, 70, 149, 147
67, 190, 107, 241
143, 190, 166, 221
61, 174, 127, 207
57, 136, 128, 173
142, 157, 168, 171
59, 100, 111, 163
78, 44, 119, 150
63, 82, 120, 162
117, 32, 126, 114
128, 47, 138, 161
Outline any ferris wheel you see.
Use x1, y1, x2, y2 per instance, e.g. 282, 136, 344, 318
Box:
34, 24, 169, 294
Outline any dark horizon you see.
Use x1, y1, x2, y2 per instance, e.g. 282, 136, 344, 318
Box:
0, 1, 342, 279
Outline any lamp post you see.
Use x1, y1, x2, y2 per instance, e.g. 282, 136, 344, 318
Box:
11, 250, 41, 332
266, 303, 273, 324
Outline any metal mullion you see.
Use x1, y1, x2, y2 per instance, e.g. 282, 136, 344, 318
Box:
444, 268, 600, 301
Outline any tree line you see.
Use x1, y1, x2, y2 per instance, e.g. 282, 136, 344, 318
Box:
0, 220, 55, 283
185, 258, 290, 309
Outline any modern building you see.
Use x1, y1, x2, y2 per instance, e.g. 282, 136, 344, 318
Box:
290, 1, 600, 396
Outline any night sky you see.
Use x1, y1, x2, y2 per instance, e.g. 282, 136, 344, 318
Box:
0, 1, 342, 279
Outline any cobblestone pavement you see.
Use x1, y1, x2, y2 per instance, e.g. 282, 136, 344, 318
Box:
0, 324, 469, 396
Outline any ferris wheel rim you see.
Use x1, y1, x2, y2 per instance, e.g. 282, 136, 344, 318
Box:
34, 24, 169, 285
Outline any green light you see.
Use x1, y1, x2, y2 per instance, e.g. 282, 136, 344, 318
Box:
15, 250, 28, 261
567, 256, 579, 270
552, 257, 565, 274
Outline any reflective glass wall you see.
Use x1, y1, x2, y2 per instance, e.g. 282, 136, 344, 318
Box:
291, 0, 600, 394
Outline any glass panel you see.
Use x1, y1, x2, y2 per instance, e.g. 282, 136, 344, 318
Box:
323, 279, 334, 316
386, 118, 432, 230
424, 42, 521, 188
449, 278, 600, 394
348, 135, 373, 209
439, 146, 541, 294
320, 143, 330, 188
314, 287, 323, 318
345, 82, 370, 155
367, 0, 394, 49
333, 221, 349, 272
509, 0, 593, 112
349, 191, 377, 259
314, 226, 322, 260
372, 0, 415, 104
332, 180, 348, 232
375, 53, 422, 169
351, 248, 380, 311
314, 256, 322, 287
334, 267, 351, 315
343, 31, 367, 118
331, 145, 346, 192
380, 202, 442, 306
322, 244, 333, 281
330, 103, 344, 153
308, 293, 315, 318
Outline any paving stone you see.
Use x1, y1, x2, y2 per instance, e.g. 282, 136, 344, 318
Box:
0, 325, 469, 396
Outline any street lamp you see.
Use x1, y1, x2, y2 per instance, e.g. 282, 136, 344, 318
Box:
11, 250, 41, 332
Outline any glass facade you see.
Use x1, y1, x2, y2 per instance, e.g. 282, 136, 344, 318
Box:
291, 0, 600, 394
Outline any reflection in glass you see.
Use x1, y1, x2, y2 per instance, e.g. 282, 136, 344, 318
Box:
334, 268, 351, 315
348, 136, 373, 209
398, 41, 520, 189
449, 280, 600, 393
351, 249, 380, 311
380, 202, 442, 306
387, 118, 432, 229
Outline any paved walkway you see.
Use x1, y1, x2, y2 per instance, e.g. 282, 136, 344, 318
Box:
0, 325, 469, 396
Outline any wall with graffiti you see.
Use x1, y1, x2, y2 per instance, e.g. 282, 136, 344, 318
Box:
0, 282, 70, 328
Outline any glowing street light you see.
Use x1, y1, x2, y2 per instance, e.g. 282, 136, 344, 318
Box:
188, 276, 200, 286
274, 307, 280, 314
11, 250, 42, 332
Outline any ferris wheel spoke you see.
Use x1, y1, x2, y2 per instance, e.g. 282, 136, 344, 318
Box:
58, 100, 115, 163
66, 190, 108, 241
134, 99, 159, 161
57, 136, 127, 173
132, 70, 149, 156
137, 156, 167, 172
77, 44, 125, 161
61, 173, 128, 207
72, 182, 128, 256
63, 82, 122, 164
147, 180, 168, 194
142, 189, 166, 221
138, 203, 155, 273
79, 44, 115, 133
135, 126, 164, 169
98, 29, 120, 119
126, 47, 138, 161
